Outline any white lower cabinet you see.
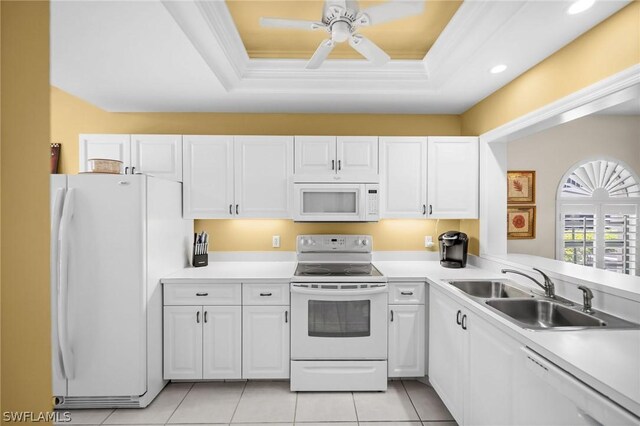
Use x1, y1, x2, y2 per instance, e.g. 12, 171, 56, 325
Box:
243, 305, 290, 379
163, 305, 241, 380
388, 304, 425, 377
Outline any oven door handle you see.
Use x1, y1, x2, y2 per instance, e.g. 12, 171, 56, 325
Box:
290, 286, 387, 296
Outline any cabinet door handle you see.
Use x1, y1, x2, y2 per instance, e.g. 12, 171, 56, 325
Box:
204, 311, 208, 323
196, 292, 208, 296
236, 204, 239, 215
260, 292, 272, 297
390, 310, 394, 322
196, 311, 200, 324
229, 204, 233, 215
338, 160, 341, 170
422, 204, 426, 215
429, 204, 433, 215
285, 310, 288, 323
456, 310, 462, 325
331, 159, 335, 170
124, 166, 129, 174
131, 166, 136, 174
461, 314, 468, 330
400, 291, 414, 296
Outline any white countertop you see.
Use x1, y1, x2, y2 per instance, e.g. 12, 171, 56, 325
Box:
162, 261, 297, 283
161, 258, 640, 417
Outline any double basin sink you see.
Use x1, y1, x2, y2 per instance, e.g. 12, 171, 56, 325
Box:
448, 280, 639, 331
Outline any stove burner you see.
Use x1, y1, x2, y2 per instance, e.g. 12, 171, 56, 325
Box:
294, 263, 382, 278
299, 266, 331, 276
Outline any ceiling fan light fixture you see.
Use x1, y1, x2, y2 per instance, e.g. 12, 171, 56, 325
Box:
567, 0, 595, 15
490, 64, 507, 74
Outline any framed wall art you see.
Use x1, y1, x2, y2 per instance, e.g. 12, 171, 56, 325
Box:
507, 170, 535, 204
507, 206, 536, 239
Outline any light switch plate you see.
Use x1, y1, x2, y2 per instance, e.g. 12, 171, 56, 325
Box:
272, 235, 281, 248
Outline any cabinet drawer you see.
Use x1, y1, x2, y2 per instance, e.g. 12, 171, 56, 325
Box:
389, 282, 425, 304
243, 283, 290, 305
164, 283, 241, 306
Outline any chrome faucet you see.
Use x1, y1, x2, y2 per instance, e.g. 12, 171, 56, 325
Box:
578, 286, 595, 314
501, 268, 556, 299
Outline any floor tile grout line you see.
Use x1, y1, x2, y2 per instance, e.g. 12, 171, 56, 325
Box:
99, 408, 117, 425
228, 380, 249, 424
400, 380, 423, 423
164, 381, 196, 425
293, 390, 299, 424
351, 391, 359, 424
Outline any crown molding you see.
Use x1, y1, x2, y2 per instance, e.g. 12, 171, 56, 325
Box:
481, 64, 640, 144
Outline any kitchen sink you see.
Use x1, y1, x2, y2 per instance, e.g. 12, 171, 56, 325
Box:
448, 280, 532, 299
485, 299, 640, 330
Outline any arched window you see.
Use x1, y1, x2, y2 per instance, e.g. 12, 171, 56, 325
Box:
557, 158, 639, 276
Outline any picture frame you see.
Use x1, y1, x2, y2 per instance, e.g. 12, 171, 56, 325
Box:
507, 170, 535, 203
507, 206, 536, 239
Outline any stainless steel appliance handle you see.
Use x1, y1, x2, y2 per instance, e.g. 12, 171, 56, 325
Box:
58, 188, 76, 380
51, 188, 66, 380
290, 285, 387, 296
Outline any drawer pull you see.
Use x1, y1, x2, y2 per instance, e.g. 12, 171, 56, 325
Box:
196, 292, 208, 297
400, 291, 414, 296
260, 292, 273, 297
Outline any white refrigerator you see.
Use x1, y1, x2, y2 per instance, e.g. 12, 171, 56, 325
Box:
50, 174, 192, 408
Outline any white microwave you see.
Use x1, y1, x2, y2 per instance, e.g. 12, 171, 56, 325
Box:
293, 183, 379, 222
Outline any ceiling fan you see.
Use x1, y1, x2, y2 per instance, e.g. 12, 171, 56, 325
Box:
259, 0, 425, 69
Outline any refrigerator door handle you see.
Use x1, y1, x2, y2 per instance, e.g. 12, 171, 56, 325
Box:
51, 188, 67, 379
58, 188, 76, 380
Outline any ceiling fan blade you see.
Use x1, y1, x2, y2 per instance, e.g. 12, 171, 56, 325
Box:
260, 17, 325, 30
349, 35, 390, 66
357, 0, 424, 26
306, 39, 336, 69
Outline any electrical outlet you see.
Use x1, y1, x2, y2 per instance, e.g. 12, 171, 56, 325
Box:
272, 235, 280, 248
425, 236, 434, 248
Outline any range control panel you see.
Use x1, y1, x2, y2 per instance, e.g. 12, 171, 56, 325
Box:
297, 234, 373, 253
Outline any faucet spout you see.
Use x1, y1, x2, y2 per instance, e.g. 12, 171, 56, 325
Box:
501, 268, 556, 299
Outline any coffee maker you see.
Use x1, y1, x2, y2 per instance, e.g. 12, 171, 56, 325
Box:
439, 231, 468, 268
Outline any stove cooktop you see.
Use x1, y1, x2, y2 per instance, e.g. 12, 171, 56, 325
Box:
294, 263, 383, 277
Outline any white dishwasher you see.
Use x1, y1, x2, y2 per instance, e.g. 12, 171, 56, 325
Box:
515, 347, 639, 426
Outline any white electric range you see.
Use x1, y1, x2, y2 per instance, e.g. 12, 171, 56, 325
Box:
290, 235, 388, 392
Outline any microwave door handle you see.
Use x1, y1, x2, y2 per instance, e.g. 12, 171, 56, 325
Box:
290, 286, 387, 296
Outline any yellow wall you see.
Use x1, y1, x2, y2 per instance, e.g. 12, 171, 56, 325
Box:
1, 0, 51, 417
462, 2, 640, 135
52, 86, 466, 252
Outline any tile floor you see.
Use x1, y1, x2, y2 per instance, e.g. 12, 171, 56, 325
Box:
57, 380, 456, 426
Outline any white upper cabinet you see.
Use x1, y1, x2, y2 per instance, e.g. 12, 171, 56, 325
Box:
427, 137, 479, 219
234, 136, 293, 218
336, 136, 379, 181
380, 137, 428, 218
79, 134, 131, 172
294, 136, 379, 182
131, 134, 182, 181
294, 136, 336, 180
79, 134, 182, 181
183, 135, 234, 219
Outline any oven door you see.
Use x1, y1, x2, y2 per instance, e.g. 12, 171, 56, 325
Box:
293, 184, 366, 222
290, 284, 388, 360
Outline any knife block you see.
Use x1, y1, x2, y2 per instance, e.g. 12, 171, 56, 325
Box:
192, 252, 208, 268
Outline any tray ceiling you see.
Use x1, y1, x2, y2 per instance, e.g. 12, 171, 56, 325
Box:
226, 0, 462, 60
51, 0, 632, 113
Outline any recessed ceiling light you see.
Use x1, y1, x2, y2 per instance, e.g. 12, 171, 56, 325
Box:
567, 0, 595, 15
490, 64, 507, 74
